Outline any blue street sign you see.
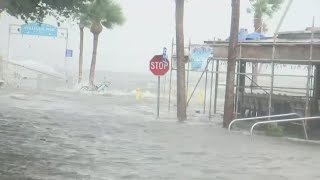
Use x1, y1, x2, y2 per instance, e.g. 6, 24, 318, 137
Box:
190, 46, 213, 70
65, 49, 73, 57
20, 23, 58, 37
162, 47, 167, 62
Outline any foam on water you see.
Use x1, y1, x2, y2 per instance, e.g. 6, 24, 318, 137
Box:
1, 70, 320, 179
0, 88, 320, 179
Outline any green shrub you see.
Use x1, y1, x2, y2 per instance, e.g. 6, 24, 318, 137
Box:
266, 125, 284, 137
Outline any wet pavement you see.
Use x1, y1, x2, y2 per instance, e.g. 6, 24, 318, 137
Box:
0, 88, 320, 180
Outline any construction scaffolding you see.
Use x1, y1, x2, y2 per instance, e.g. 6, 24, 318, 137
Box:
167, 41, 223, 118
167, 30, 320, 127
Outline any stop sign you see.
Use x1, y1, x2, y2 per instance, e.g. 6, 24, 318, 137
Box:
149, 55, 170, 76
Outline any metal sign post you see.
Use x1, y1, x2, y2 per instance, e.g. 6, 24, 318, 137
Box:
149, 53, 170, 118
157, 76, 161, 118
7, 23, 68, 83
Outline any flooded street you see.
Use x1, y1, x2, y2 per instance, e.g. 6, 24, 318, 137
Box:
0, 88, 319, 180
2, 0, 320, 179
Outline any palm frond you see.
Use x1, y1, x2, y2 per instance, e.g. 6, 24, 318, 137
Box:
249, 0, 284, 17
86, 0, 124, 29
79, 14, 91, 28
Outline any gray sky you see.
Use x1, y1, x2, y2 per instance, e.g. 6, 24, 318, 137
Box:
0, 0, 320, 74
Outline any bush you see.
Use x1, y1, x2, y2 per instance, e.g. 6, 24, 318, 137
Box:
266, 125, 284, 137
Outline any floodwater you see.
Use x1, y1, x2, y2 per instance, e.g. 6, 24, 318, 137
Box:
0, 86, 320, 180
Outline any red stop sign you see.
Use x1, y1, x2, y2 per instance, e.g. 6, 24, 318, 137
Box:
149, 55, 170, 76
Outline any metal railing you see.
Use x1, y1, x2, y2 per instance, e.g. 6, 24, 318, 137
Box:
228, 113, 300, 132
6, 60, 64, 80
250, 116, 320, 136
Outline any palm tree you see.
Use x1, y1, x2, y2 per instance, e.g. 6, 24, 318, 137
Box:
175, 0, 187, 121
248, 0, 284, 33
223, 0, 240, 128
248, 0, 284, 85
85, 0, 124, 86
78, 15, 91, 83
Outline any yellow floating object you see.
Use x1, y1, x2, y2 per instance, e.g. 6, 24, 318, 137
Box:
197, 89, 203, 105
135, 88, 142, 101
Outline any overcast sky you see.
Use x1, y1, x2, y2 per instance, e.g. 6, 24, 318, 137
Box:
0, 0, 320, 74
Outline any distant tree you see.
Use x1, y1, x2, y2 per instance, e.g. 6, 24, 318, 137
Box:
248, 0, 284, 33
1, 1, 92, 82
0, 1, 5, 14
248, 0, 284, 85
84, 0, 124, 86
1, 0, 124, 86
0, 0, 93, 22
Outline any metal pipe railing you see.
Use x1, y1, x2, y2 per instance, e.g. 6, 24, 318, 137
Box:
228, 113, 299, 132
250, 116, 320, 136
5, 60, 64, 80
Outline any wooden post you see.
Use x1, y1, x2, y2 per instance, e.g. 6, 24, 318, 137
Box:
223, 0, 240, 128
213, 60, 220, 114
175, 0, 187, 121
238, 60, 246, 117
312, 65, 320, 114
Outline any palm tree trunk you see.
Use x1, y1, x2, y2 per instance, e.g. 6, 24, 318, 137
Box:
89, 33, 99, 86
252, 13, 262, 86
254, 14, 263, 33
78, 27, 84, 83
223, 0, 240, 128
175, 0, 187, 121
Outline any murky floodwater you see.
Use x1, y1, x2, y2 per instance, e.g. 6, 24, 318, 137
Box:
0, 88, 320, 180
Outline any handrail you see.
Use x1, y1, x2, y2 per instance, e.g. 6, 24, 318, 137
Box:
228, 113, 299, 132
250, 116, 320, 136
4, 60, 64, 80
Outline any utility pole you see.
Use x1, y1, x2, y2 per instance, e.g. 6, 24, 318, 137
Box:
175, 0, 187, 121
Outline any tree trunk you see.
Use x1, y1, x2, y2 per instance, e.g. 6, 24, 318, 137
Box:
223, 0, 240, 128
79, 27, 84, 83
175, 0, 187, 121
89, 21, 103, 87
252, 13, 262, 86
254, 14, 262, 33
89, 33, 99, 86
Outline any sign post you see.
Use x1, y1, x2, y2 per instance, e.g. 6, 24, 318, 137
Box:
157, 76, 161, 118
149, 55, 170, 118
